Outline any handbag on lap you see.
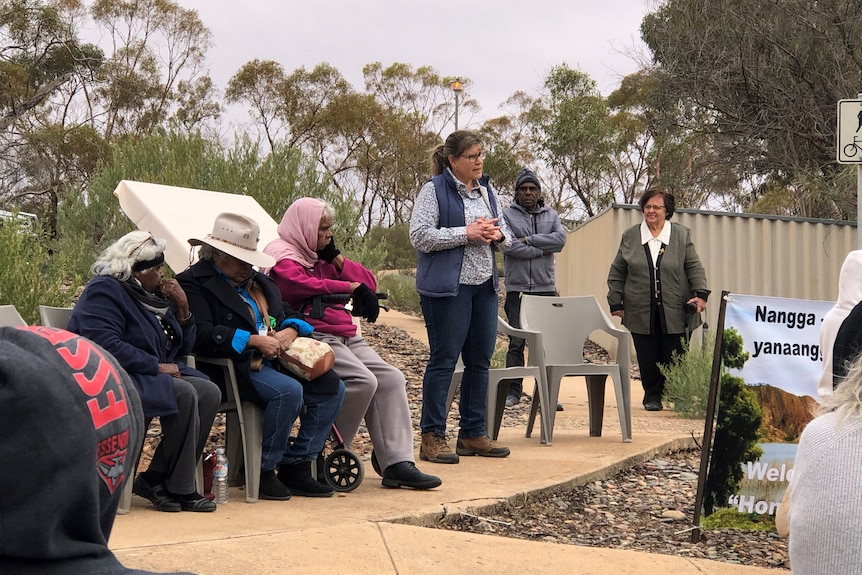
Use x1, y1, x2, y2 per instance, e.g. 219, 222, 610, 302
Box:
278, 337, 335, 380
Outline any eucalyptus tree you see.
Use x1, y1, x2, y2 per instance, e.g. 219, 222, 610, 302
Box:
641, 0, 862, 218
89, 0, 220, 140
525, 64, 623, 221
0, 0, 106, 234
480, 90, 537, 196
227, 60, 473, 229
1, 0, 220, 239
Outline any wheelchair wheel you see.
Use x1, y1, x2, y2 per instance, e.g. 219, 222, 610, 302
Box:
370, 449, 383, 477
324, 448, 364, 492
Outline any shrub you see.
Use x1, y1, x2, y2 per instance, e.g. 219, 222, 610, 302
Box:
0, 220, 82, 324
659, 331, 716, 418
376, 271, 420, 316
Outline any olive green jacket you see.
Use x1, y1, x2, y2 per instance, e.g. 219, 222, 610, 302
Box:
606, 222, 709, 335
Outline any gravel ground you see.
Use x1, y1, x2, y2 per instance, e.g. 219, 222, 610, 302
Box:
436, 448, 789, 570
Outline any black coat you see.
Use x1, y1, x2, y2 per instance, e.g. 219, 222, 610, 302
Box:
177, 260, 339, 403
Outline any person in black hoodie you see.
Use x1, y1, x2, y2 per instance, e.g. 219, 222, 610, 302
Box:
0, 325, 196, 575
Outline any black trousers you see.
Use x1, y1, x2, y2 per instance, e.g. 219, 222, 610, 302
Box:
631, 331, 687, 406
503, 290, 557, 397
146, 375, 221, 495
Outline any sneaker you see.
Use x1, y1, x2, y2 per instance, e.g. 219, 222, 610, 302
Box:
259, 469, 292, 501
382, 461, 442, 490
505, 394, 520, 408
419, 432, 459, 464
278, 461, 334, 498
132, 475, 181, 512
456, 435, 510, 458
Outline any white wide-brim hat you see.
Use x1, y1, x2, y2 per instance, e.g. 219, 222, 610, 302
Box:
189, 212, 275, 268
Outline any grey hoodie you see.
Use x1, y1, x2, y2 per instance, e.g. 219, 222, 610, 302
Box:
501, 201, 567, 293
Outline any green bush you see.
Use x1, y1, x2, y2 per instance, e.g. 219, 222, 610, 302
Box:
376, 271, 420, 316
0, 219, 82, 324
364, 223, 415, 270
659, 331, 716, 418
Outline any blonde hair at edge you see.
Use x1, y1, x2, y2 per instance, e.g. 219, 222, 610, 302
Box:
91, 230, 166, 281
819, 354, 862, 422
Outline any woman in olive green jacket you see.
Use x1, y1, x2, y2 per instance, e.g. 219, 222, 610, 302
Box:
607, 188, 709, 411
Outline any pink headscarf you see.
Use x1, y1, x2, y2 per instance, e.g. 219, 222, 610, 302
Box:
263, 197, 326, 270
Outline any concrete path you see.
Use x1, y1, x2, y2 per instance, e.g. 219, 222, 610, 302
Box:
110, 310, 790, 575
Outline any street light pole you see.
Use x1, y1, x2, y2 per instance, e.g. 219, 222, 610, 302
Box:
450, 80, 463, 130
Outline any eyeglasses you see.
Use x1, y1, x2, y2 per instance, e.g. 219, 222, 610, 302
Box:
517, 185, 539, 193
643, 205, 666, 212
460, 150, 487, 163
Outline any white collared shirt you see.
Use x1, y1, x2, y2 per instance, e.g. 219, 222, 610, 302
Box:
640, 219, 671, 267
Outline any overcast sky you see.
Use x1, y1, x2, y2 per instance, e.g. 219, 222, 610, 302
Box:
181, 0, 651, 128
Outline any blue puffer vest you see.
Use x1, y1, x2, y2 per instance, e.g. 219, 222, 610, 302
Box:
415, 171, 499, 297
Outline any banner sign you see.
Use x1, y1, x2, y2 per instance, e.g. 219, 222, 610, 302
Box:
709, 294, 832, 523
724, 294, 833, 399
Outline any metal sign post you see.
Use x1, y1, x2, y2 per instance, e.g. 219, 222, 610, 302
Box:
836, 97, 862, 248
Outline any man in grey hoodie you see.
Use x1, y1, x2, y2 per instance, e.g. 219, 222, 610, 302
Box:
501, 169, 567, 407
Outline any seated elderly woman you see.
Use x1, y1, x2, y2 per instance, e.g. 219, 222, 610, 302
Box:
68, 230, 220, 513
263, 197, 441, 490
177, 213, 345, 500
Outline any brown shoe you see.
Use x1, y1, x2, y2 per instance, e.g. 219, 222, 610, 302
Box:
456, 435, 510, 458
420, 432, 460, 464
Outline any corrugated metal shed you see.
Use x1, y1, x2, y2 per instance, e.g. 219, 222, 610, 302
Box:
556, 204, 857, 355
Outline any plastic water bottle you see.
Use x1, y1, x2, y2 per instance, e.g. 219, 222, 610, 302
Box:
213, 447, 229, 504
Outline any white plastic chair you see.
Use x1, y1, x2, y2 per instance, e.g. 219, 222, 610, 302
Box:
446, 316, 548, 441
0, 305, 27, 326
520, 295, 632, 444
39, 305, 73, 329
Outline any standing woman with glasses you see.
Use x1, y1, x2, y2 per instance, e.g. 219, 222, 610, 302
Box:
606, 187, 710, 412
409, 129, 514, 465
69, 230, 220, 513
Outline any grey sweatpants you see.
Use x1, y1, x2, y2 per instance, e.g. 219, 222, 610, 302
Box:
313, 331, 415, 471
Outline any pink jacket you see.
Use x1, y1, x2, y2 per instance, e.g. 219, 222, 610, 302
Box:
270, 257, 377, 338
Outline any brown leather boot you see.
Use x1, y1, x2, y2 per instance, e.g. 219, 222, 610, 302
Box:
456, 435, 510, 458
419, 432, 459, 464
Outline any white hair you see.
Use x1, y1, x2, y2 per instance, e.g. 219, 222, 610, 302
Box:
91, 230, 166, 281
321, 202, 336, 221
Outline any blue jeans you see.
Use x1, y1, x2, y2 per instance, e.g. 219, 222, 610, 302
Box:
420, 279, 498, 438
250, 362, 345, 471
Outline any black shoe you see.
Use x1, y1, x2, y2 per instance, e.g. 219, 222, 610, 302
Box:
259, 470, 292, 501
177, 492, 217, 512
278, 461, 334, 498
556, 402, 564, 411
382, 461, 442, 490
133, 475, 181, 512
644, 401, 663, 412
